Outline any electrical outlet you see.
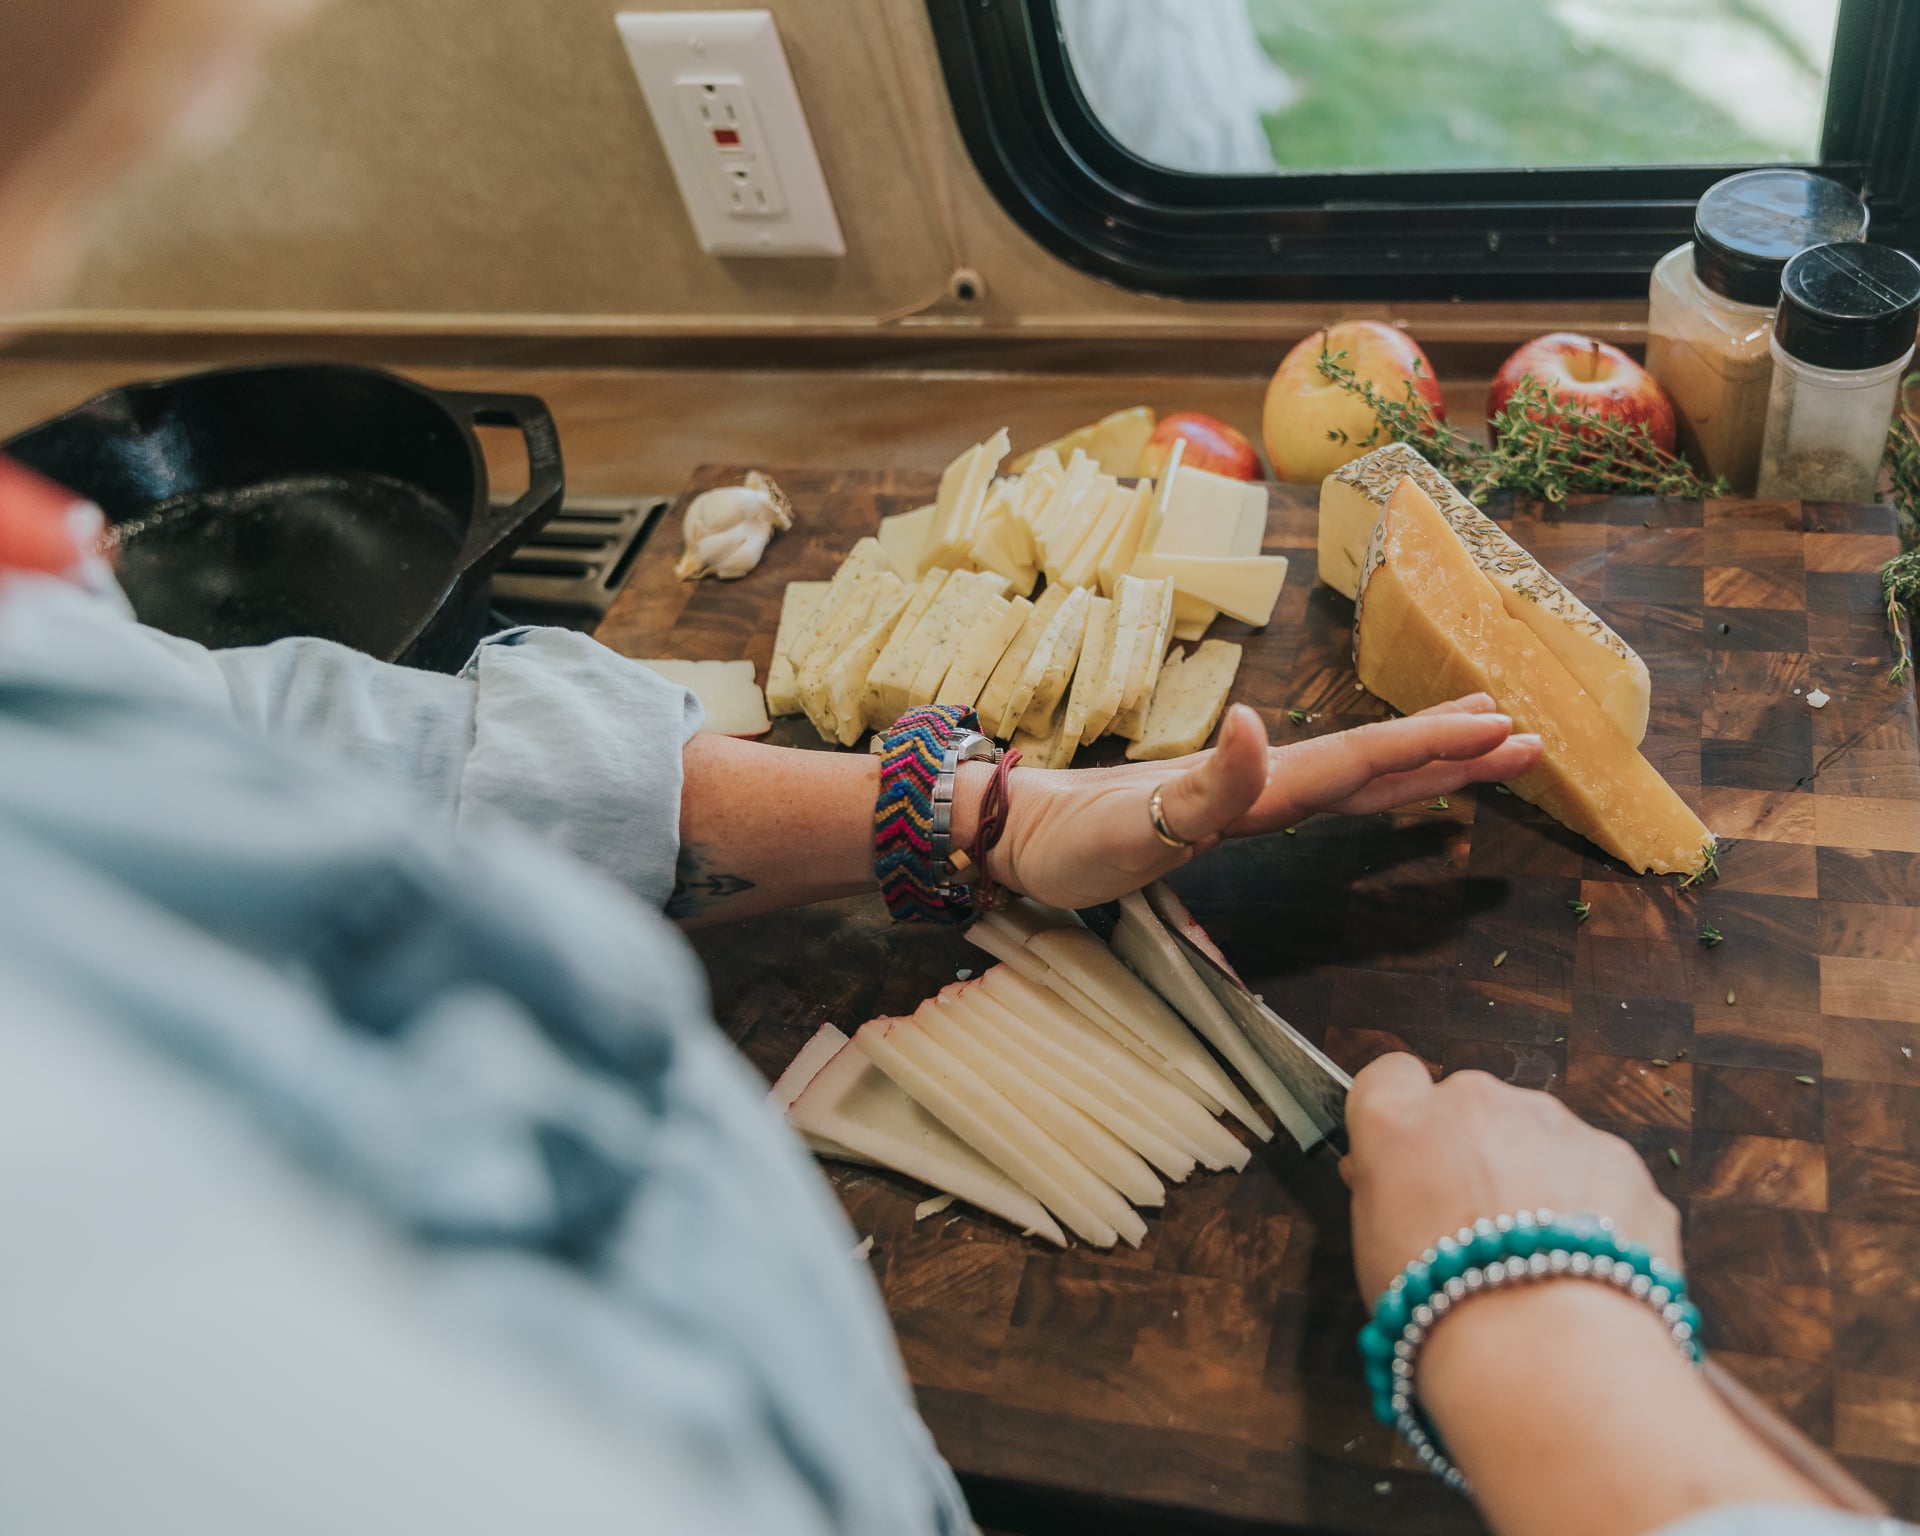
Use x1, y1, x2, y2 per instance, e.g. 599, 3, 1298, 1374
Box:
616, 10, 844, 258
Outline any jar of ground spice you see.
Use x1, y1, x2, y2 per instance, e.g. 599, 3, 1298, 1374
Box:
1756, 241, 1920, 504
1646, 171, 1868, 494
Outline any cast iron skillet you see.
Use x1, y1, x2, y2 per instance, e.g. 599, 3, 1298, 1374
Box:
3, 362, 564, 671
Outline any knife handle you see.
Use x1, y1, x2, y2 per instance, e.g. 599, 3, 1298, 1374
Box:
1701, 1358, 1887, 1516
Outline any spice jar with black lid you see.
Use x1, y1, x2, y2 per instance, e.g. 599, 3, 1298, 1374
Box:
1645, 170, 1868, 494
1755, 241, 1920, 504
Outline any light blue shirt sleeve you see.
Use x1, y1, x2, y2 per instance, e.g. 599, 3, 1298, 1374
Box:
1653, 1509, 1913, 1536
0, 579, 702, 907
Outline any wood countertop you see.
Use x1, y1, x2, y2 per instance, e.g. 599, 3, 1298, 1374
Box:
598, 466, 1920, 1534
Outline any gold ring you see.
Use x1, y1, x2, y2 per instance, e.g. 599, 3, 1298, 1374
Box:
1148, 784, 1191, 849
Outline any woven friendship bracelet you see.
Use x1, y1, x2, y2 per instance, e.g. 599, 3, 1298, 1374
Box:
1357, 1210, 1704, 1493
875, 705, 982, 924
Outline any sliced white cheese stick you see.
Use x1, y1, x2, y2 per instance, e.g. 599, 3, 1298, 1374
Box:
1028, 926, 1267, 1138
919, 991, 1165, 1208
984, 899, 1083, 943
1112, 895, 1320, 1150
948, 988, 1197, 1182
782, 1024, 1065, 1245
977, 965, 1249, 1172
856, 1016, 1141, 1248
765, 1022, 871, 1164
962, 915, 1054, 986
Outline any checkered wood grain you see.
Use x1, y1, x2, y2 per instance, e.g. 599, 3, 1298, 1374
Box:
597, 469, 1920, 1533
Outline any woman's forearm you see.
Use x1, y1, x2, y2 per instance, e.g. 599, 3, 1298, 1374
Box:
668, 735, 994, 926
1418, 1282, 1826, 1536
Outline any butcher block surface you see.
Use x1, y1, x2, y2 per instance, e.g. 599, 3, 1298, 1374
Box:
598, 468, 1920, 1533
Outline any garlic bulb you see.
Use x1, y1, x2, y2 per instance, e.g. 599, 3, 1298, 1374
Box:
674, 471, 794, 581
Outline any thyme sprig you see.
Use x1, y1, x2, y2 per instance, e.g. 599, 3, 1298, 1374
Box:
1315, 348, 1728, 504
1882, 378, 1920, 683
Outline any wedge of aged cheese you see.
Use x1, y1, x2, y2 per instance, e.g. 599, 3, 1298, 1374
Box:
766, 580, 828, 717
823, 586, 912, 743
1126, 640, 1242, 760
877, 503, 936, 582
948, 987, 1196, 1182
1006, 585, 1091, 737
1111, 891, 1319, 1149
1027, 925, 1266, 1138
1008, 406, 1155, 477
926, 429, 1011, 570
978, 583, 1069, 737
1323, 442, 1651, 744
1056, 594, 1116, 748
1130, 551, 1289, 629
783, 1025, 1065, 1244
918, 993, 1164, 1208
975, 964, 1246, 1171
785, 538, 893, 671
637, 658, 772, 737
1356, 476, 1712, 877
857, 1015, 1144, 1248
935, 593, 1029, 710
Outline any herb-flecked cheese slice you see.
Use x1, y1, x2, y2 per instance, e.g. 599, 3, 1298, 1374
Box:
1355, 476, 1711, 877
1322, 442, 1650, 745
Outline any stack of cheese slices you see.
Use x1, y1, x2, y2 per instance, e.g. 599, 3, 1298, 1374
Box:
763, 431, 1289, 765
769, 891, 1318, 1248
1321, 442, 1714, 878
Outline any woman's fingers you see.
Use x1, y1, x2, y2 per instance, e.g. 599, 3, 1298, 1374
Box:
1324, 735, 1542, 816
1154, 704, 1270, 849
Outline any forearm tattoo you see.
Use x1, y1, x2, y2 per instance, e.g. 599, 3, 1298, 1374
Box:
666, 841, 757, 919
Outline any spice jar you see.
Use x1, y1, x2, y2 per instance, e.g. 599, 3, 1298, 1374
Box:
1645, 170, 1868, 494
1756, 242, 1920, 504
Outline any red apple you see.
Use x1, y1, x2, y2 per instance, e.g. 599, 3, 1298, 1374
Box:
1137, 411, 1262, 481
1488, 332, 1676, 454
1262, 321, 1446, 483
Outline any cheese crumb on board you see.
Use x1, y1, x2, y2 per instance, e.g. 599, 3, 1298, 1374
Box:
1355, 476, 1711, 876
636, 658, 772, 737
1125, 640, 1243, 760
1323, 443, 1651, 745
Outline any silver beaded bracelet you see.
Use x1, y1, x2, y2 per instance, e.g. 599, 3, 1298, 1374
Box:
1371, 1210, 1703, 1493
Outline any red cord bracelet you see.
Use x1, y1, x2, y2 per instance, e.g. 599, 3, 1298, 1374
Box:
969, 748, 1021, 910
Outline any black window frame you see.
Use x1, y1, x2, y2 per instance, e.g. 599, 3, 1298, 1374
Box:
927, 0, 1920, 302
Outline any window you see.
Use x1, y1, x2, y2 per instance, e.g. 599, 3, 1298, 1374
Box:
927, 0, 1920, 300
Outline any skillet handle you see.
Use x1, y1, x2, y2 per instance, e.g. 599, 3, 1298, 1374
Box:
435, 389, 566, 576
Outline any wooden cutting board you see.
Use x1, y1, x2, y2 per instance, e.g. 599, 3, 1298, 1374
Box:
596, 468, 1920, 1533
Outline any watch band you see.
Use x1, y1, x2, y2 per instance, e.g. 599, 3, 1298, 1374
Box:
874, 705, 1001, 923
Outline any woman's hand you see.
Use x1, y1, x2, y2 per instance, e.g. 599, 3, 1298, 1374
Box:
986, 694, 1541, 911
1342, 1056, 1828, 1536
1342, 1052, 1682, 1298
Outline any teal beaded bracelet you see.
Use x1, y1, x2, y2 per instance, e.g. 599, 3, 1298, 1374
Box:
1357, 1209, 1704, 1493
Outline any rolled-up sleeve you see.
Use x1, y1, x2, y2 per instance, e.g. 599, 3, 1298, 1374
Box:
1651, 1508, 1912, 1535
0, 581, 702, 909
205, 626, 704, 908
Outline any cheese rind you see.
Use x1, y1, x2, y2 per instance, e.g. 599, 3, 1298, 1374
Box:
1322, 443, 1651, 744
1126, 640, 1242, 760
637, 658, 772, 737
1355, 476, 1712, 877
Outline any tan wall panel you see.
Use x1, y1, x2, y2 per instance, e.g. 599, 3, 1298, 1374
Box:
39, 0, 1645, 344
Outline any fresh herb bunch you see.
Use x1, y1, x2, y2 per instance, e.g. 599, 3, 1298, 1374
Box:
1315, 348, 1728, 504
1882, 377, 1919, 683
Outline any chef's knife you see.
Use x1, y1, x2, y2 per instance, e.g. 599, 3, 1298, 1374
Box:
1079, 889, 1351, 1155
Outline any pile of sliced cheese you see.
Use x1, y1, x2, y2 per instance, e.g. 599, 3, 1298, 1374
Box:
768, 891, 1319, 1248
1321, 442, 1714, 878
761, 432, 1288, 764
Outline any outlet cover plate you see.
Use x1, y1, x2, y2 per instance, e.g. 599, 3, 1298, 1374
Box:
616, 10, 845, 258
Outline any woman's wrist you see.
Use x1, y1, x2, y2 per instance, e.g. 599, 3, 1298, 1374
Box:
1417, 1281, 1826, 1536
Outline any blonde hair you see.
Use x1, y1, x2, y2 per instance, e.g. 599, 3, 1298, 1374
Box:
0, 0, 317, 308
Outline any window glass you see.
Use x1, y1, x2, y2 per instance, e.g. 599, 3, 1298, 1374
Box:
1058, 0, 1843, 176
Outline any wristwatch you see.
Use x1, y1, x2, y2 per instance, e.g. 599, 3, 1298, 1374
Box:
931, 728, 1004, 897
